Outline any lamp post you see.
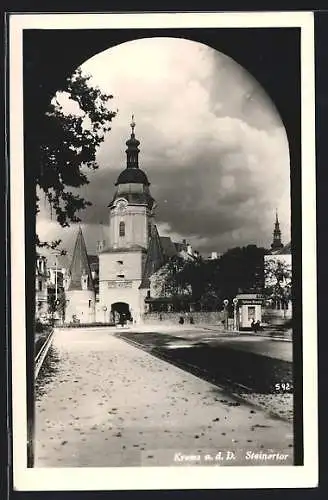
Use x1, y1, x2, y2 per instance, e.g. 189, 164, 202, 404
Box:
223, 299, 229, 330
233, 297, 239, 332
54, 254, 58, 303
51, 250, 62, 321
103, 306, 107, 324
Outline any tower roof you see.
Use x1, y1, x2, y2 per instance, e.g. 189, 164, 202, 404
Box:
271, 241, 291, 255
68, 227, 94, 291
115, 115, 150, 186
140, 225, 166, 289
271, 209, 283, 250
115, 168, 150, 186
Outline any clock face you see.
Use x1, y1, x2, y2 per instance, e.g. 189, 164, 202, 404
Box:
116, 199, 128, 211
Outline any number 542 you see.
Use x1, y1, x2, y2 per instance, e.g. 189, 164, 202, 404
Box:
275, 382, 291, 391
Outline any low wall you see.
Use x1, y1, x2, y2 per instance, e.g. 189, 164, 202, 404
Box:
262, 308, 292, 326
142, 311, 227, 327
61, 322, 116, 328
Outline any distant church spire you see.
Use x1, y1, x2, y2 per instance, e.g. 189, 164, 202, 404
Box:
271, 209, 284, 250
125, 114, 140, 169
68, 226, 94, 291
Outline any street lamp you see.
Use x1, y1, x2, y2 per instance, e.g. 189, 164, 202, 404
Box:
223, 299, 229, 330
50, 249, 62, 322
232, 297, 239, 332
102, 306, 107, 324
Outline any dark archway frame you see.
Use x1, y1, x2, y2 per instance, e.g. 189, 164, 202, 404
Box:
21, 27, 302, 465
111, 301, 132, 323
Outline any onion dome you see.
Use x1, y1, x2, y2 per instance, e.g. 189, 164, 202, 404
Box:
116, 168, 150, 186
115, 115, 150, 186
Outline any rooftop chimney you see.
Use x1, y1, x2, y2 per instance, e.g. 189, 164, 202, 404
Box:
97, 239, 106, 253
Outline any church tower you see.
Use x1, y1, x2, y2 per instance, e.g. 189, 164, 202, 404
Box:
271, 210, 284, 251
64, 227, 96, 323
98, 116, 156, 323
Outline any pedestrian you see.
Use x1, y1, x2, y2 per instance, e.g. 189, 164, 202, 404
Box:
251, 319, 256, 333
190, 316, 194, 324
179, 316, 184, 325
255, 320, 261, 332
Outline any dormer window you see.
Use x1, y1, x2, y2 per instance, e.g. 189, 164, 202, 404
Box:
81, 273, 88, 290
119, 221, 125, 237
117, 274, 125, 279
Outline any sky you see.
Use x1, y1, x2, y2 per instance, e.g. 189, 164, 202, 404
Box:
36, 37, 291, 265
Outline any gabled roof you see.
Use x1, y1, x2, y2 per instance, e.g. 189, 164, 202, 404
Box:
174, 241, 189, 253
270, 241, 291, 255
140, 225, 166, 289
160, 236, 178, 259
68, 227, 94, 291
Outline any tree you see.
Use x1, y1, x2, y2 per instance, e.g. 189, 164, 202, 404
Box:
218, 245, 265, 300
152, 245, 266, 313
37, 67, 116, 249
48, 288, 66, 323
151, 255, 190, 298
264, 257, 292, 317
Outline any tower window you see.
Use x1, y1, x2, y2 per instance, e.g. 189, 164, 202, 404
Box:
89, 300, 91, 308
119, 221, 125, 237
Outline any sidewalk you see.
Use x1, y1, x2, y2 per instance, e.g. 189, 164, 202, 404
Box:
201, 325, 293, 341
34, 328, 293, 467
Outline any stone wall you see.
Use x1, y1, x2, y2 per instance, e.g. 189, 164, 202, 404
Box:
142, 311, 227, 327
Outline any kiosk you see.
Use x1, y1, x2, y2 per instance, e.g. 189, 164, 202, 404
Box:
236, 293, 264, 330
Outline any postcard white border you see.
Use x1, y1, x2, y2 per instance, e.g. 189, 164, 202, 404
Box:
9, 11, 318, 491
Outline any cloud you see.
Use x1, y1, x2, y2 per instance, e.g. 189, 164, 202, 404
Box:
37, 37, 290, 258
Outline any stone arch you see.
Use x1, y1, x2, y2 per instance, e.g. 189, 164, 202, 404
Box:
111, 301, 132, 324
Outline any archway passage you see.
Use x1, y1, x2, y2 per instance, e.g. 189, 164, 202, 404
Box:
111, 302, 132, 325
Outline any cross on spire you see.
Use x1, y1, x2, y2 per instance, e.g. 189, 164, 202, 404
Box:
126, 113, 140, 168
131, 114, 136, 134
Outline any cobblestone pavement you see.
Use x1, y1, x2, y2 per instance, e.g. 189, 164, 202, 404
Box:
34, 328, 294, 467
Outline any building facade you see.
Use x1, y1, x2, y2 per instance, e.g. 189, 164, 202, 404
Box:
64, 227, 96, 323
35, 255, 49, 320
63, 118, 185, 324
263, 212, 292, 322
96, 116, 156, 324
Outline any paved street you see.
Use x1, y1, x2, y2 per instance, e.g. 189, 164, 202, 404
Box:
131, 326, 292, 362
35, 327, 293, 467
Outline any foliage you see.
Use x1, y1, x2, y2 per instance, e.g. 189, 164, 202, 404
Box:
37, 67, 116, 249
35, 319, 50, 334
48, 288, 66, 321
152, 245, 266, 312
151, 255, 190, 298
264, 257, 292, 306
218, 245, 265, 300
